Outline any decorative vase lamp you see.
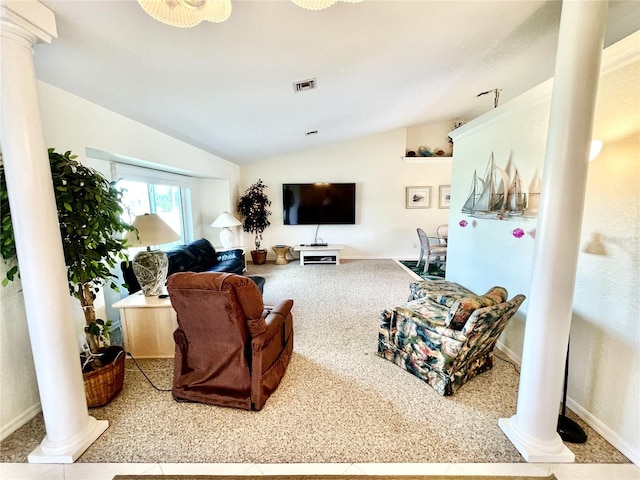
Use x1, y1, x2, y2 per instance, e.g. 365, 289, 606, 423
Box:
211, 212, 242, 249
124, 213, 180, 296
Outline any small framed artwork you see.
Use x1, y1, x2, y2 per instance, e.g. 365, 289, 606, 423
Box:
406, 186, 431, 209
439, 185, 451, 209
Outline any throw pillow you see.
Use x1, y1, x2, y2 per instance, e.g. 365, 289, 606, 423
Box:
482, 286, 508, 304
445, 287, 507, 330
446, 296, 482, 330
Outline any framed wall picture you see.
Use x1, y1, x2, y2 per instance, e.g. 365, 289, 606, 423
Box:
439, 185, 451, 209
406, 186, 431, 209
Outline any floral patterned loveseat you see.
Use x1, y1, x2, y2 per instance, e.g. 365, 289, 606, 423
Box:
377, 279, 525, 395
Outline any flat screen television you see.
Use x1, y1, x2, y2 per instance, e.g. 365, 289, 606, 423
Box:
283, 183, 356, 225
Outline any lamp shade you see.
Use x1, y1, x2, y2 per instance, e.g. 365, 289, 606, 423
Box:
211, 211, 242, 228
124, 213, 180, 248
211, 212, 242, 248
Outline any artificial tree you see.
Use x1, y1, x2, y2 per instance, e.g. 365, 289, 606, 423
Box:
236, 179, 271, 264
1, 149, 134, 357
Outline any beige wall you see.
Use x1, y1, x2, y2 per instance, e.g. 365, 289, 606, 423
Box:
447, 32, 639, 464
238, 126, 453, 259
0, 269, 40, 439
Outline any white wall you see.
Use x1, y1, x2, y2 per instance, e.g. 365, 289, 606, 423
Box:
406, 120, 456, 157
239, 127, 453, 259
0, 271, 40, 439
0, 81, 242, 439
196, 178, 237, 245
447, 32, 639, 464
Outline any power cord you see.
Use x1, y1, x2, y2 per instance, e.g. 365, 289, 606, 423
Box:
494, 352, 521, 375
126, 351, 172, 392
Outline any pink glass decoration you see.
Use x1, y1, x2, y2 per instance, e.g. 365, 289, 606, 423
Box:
512, 228, 525, 239
459, 219, 468, 228
472, 220, 478, 228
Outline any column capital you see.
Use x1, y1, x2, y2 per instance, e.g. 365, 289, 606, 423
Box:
1, 0, 57, 44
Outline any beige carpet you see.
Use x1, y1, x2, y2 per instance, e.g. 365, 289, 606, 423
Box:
0, 260, 630, 464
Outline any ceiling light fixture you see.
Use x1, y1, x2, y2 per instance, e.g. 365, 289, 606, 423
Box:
291, 0, 364, 11
138, 0, 364, 27
138, 0, 232, 27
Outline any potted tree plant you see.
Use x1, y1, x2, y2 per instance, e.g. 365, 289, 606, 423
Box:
0, 149, 135, 407
236, 179, 271, 265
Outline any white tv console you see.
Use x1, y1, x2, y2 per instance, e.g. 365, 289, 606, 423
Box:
293, 244, 345, 265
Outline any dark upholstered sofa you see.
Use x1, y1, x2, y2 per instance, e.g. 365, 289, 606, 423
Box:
166, 238, 245, 275
122, 238, 254, 295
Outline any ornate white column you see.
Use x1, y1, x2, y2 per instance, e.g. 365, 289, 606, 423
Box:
499, 0, 608, 462
1, 1, 108, 463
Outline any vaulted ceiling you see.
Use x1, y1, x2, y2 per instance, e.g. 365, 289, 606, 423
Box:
34, 0, 640, 163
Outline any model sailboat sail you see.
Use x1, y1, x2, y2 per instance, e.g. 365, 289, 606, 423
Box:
461, 169, 482, 214
505, 169, 528, 216
470, 152, 509, 216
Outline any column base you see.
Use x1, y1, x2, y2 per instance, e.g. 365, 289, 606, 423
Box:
499, 415, 575, 463
28, 417, 108, 464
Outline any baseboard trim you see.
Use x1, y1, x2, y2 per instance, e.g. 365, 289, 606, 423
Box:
496, 340, 522, 366
565, 397, 639, 467
495, 341, 639, 467
1, 402, 41, 441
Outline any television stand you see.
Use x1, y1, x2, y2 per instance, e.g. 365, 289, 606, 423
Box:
293, 244, 344, 265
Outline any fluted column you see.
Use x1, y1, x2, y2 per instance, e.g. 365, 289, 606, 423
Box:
499, 0, 608, 462
1, 1, 108, 463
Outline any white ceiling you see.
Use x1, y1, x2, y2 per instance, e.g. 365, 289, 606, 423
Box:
34, 0, 640, 164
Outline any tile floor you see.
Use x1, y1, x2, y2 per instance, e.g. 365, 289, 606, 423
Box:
0, 462, 639, 480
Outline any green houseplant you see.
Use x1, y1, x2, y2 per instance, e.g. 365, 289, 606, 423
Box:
236, 179, 271, 265
1, 149, 135, 406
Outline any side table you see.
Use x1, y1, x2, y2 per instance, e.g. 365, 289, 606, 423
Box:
272, 245, 290, 265
112, 291, 177, 358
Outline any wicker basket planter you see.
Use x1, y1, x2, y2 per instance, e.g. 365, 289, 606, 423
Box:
82, 346, 125, 408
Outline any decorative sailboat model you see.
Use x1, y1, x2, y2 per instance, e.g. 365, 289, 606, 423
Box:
462, 152, 510, 217
461, 169, 482, 214
505, 169, 528, 216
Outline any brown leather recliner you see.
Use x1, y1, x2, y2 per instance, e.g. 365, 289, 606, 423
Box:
166, 271, 294, 410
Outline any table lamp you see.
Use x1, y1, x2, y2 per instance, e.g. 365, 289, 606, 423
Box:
211, 212, 242, 249
124, 213, 180, 296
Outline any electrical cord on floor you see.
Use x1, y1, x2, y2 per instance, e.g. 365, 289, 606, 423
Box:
125, 351, 172, 392
494, 352, 521, 375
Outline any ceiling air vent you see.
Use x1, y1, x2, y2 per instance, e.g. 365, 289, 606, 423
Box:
293, 78, 317, 93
